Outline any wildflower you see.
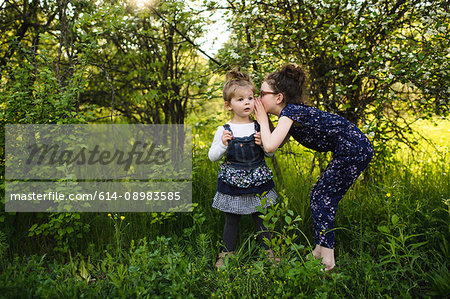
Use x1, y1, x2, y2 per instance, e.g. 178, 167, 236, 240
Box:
386, 193, 391, 197
230, 51, 240, 59
121, 216, 125, 220
107, 213, 111, 217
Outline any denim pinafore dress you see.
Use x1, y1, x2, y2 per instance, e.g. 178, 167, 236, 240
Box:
213, 121, 277, 214
217, 121, 274, 193
223, 122, 265, 170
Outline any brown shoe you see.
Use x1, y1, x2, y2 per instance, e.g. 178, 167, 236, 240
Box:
215, 251, 235, 268
265, 249, 281, 264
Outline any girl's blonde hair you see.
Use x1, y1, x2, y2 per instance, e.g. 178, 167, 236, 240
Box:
223, 68, 256, 103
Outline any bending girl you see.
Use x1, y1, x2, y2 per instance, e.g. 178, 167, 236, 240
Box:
254, 64, 373, 271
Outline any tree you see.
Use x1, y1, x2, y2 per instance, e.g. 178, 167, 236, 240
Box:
75, 0, 211, 124
0, 0, 211, 255
214, 0, 449, 161
0, 0, 89, 124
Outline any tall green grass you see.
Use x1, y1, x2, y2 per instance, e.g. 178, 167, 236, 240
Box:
0, 117, 448, 297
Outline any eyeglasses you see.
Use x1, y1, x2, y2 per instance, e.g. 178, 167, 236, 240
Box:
259, 90, 278, 97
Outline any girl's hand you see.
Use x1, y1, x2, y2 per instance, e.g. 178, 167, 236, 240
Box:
254, 132, 262, 146
254, 98, 269, 125
222, 130, 233, 146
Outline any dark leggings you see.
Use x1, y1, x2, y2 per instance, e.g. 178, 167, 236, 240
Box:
222, 212, 271, 252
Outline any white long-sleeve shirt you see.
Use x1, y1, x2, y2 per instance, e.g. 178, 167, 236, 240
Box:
208, 122, 275, 162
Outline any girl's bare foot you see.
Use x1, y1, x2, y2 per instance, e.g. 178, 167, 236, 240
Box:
306, 245, 321, 261
308, 245, 335, 271
319, 246, 336, 271
312, 245, 321, 259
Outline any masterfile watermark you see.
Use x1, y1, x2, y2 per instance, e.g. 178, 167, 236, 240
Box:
5, 124, 192, 212
6, 124, 191, 180
6, 181, 192, 212
26, 141, 169, 171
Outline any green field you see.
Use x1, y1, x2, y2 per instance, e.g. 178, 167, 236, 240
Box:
0, 117, 448, 298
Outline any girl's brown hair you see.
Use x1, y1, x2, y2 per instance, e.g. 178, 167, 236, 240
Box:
265, 64, 307, 104
223, 68, 256, 103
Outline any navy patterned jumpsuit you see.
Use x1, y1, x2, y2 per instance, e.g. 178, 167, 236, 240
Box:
280, 103, 373, 249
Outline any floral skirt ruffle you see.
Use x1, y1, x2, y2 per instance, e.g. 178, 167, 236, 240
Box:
212, 189, 277, 214
217, 163, 274, 188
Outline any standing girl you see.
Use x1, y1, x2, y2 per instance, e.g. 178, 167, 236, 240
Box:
254, 64, 373, 271
209, 68, 278, 268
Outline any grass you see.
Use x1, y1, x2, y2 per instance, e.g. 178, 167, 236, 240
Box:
0, 117, 448, 297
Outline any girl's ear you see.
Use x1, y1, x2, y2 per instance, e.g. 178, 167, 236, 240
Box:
224, 101, 233, 111
276, 93, 284, 105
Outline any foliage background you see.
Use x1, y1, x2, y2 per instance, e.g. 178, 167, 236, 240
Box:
0, 0, 448, 297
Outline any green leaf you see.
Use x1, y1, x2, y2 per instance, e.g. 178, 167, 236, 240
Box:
391, 214, 399, 226
285, 215, 292, 225
377, 225, 390, 234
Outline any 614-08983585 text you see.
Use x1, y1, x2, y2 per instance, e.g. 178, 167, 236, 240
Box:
100, 191, 181, 201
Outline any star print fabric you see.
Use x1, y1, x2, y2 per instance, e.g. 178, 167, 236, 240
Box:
280, 103, 373, 248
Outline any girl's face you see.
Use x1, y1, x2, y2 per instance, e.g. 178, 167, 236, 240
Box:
258, 81, 280, 114
225, 86, 255, 120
